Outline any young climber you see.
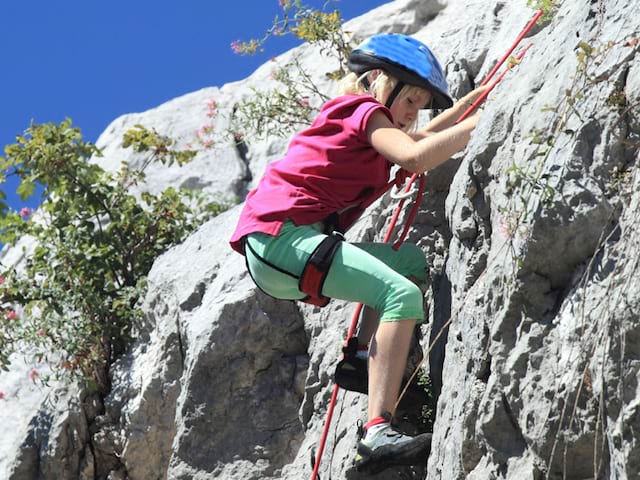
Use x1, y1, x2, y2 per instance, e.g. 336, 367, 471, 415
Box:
229, 33, 488, 473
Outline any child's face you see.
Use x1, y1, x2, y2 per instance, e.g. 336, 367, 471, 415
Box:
389, 90, 432, 131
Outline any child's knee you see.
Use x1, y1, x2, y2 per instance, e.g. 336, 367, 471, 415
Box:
380, 279, 425, 323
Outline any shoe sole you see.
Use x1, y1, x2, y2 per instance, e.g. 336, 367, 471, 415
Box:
355, 433, 431, 474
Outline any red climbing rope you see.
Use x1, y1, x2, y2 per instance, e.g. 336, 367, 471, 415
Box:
481, 9, 542, 85
310, 11, 542, 479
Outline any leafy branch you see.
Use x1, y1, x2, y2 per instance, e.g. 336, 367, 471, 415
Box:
229, 0, 355, 140
0, 120, 228, 391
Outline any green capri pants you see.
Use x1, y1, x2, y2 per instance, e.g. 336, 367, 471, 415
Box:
244, 221, 426, 323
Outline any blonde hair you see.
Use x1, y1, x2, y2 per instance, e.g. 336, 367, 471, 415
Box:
338, 70, 431, 131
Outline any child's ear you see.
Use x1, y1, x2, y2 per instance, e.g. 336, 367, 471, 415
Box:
368, 69, 381, 82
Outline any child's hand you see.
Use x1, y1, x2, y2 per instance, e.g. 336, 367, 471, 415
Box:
458, 85, 492, 109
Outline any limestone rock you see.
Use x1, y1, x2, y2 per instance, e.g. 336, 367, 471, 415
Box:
2, 0, 640, 479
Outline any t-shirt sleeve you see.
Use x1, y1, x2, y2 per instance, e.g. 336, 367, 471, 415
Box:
347, 100, 393, 143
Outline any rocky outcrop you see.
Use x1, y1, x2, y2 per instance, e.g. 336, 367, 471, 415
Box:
1, 0, 639, 479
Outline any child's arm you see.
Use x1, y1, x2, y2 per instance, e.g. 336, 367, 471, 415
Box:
367, 111, 480, 174
411, 85, 490, 139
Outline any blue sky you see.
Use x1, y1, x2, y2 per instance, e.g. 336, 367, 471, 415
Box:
0, 0, 388, 213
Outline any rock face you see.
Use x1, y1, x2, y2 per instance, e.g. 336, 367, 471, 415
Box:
1, 0, 639, 479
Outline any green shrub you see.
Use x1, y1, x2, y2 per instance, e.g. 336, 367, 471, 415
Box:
0, 120, 227, 391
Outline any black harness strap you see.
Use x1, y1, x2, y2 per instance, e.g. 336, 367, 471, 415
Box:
243, 237, 300, 302
243, 218, 344, 308
299, 232, 344, 307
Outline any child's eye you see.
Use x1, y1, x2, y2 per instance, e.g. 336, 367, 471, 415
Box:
407, 98, 414, 105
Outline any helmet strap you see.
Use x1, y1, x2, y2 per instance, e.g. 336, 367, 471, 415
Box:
385, 81, 405, 109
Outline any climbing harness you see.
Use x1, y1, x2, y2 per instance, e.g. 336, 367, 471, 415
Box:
298, 169, 423, 307
299, 231, 344, 307
309, 10, 543, 480
244, 224, 344, 308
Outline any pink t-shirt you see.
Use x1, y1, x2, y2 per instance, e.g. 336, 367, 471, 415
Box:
229, 94, 393, 254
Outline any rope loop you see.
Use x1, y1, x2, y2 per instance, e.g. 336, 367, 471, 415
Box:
390, 181, 418, 200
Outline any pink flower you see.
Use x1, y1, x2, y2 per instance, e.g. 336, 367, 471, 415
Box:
205, 99, 219, 117
230, 40, 242, 54
6, 310, 19, 320
497, 213, 516, 240
37, 328, 46, 337
20, 207, 31, 219
29, 368, 39, 383
199, 125, 213, 135
0, 276, 5, 285
0, 391, 5, 400
230, 39, 259, 55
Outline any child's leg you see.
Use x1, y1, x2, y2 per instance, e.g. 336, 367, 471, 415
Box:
245, 223, 426, 420
368, 319, 417, 419
321, 242, 424, 323
356, 306, 379, 348
320, 243, 424, 420
352, 242, 426, 349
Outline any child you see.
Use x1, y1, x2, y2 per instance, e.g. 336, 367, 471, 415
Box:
230, 33, 488, 473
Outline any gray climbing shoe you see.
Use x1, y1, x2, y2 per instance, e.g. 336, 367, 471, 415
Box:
354, 422, 431, 474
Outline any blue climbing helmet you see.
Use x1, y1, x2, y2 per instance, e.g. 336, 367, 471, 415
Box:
347, 33, 453, 110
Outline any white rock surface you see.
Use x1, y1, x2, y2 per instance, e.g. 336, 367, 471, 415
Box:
1, 0, 639, 479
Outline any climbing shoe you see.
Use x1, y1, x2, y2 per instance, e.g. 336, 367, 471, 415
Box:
354, 422, 432, 474
334, 337, 368, 393
334, 353, 368, 394
334, 338, 430, 409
